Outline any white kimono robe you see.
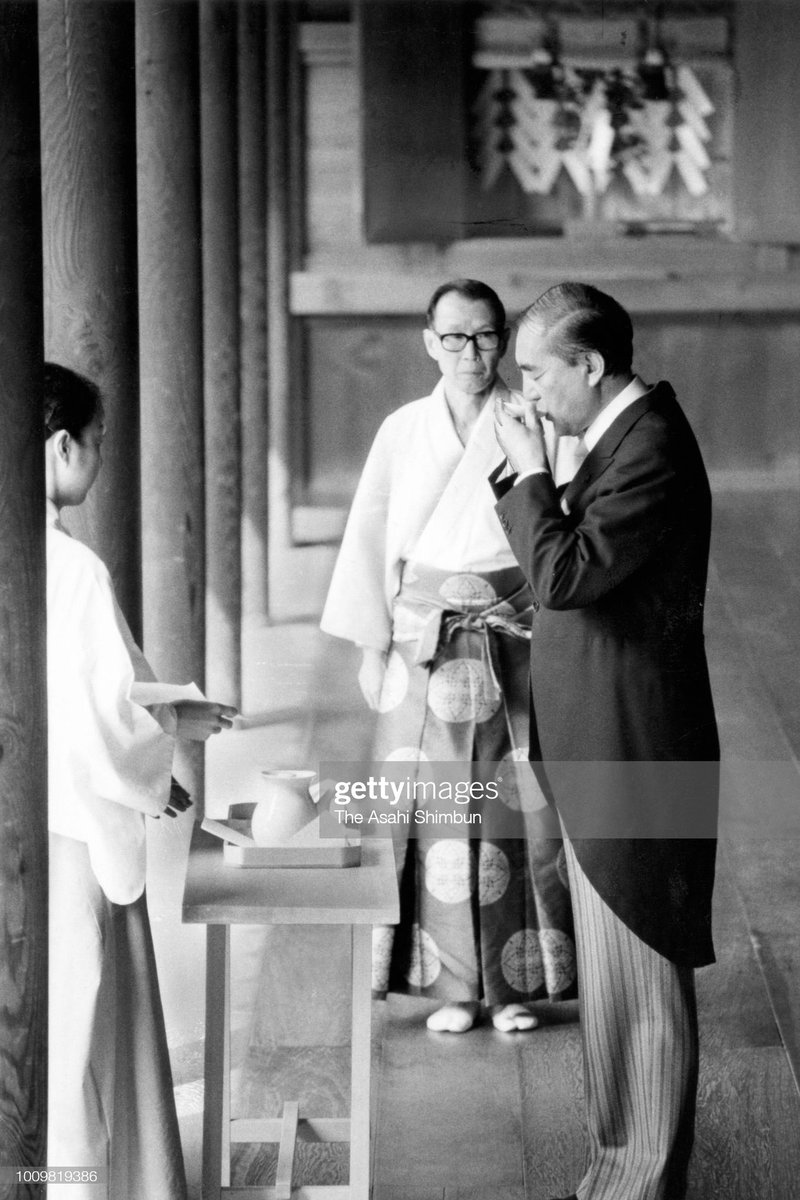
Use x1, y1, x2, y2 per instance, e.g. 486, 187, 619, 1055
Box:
47, 520, 174, 903
47, 507, 192, 1199
320, 377, 580, 651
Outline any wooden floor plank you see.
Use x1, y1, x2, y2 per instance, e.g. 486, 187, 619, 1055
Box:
372, 1188, 444, 1200
721, 838, 800, 1092
518, 1020, 586, 1200
689, 1047, 800, 1200
231, 1139, 349, 1189
712, 492, 800, 759
697, 850, 783, 1050
372, 996, 526, 1191
447, 1186, 527, 1200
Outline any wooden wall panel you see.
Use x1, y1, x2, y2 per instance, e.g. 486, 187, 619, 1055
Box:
733, 0, 800, 242
626, 312, 800, 482
358, 0, 469, 243
303, 319, 436, 505
304, 35, 360, 258
301, 313, 800, 508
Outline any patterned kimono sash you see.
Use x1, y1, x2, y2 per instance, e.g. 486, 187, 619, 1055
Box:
371, 561, 577, 1003
375, 561, 534, 761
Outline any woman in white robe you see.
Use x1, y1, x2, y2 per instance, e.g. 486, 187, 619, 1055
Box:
44, 363, 236, 1199
321, 281, 581, 1033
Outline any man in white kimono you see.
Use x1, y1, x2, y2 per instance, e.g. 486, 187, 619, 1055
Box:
321, 279, 582, 1032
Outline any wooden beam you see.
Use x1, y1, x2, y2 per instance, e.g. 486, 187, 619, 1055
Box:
39, 0, 143, 640
136, 0, 205, 804
0, 3, 48, 1185
238, 0, 270, 625
290, 270, 800, 317
201, 0, 241, 709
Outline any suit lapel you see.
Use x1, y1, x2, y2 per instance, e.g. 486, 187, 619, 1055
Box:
562, 384, 674, 512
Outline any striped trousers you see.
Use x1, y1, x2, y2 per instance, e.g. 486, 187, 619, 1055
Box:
564, 838, 699, 1200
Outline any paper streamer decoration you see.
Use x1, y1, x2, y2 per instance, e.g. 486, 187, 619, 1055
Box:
473, 62, 716, 200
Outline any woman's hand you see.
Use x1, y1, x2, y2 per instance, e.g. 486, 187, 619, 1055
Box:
358, 647, 387, 711
173, 699, 238, 741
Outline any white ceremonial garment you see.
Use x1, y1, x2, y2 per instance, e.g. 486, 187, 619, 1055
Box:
320, 378, 582, 651
46, 521, 176, 903
48, 835, 188, 1200
46, 510, 201, 903
47, 507, 191, 1199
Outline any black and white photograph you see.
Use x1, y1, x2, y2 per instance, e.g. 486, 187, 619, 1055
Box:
1, 2, 799, 1199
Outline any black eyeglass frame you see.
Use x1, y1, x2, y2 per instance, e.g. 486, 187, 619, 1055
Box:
428, 329, 505, 352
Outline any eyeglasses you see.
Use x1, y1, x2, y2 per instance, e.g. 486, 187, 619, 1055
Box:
430, 330, 503, 352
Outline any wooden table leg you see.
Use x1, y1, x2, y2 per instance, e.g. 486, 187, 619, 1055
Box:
202, 923, 231, 1200
349, 925, 372, 1200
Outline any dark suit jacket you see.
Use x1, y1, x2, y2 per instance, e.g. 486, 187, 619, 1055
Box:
493, 382, 718, 967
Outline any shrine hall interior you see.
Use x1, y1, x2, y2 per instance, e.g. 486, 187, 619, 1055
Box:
1, 1, 799, 1197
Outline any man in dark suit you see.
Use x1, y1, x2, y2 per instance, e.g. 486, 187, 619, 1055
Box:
492, 283, 718, 1200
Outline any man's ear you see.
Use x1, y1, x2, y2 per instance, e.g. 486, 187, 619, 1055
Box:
499, 326, 511, 358
585, 350, 605, 387
422, 328, 439, 362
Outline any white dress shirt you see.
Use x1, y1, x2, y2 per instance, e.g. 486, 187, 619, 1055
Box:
582, 375, 649, 453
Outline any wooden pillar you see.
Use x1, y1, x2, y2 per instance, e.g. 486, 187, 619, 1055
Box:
266, 0, 293, 559
0, 5, 48, 1186
201, 0, 241, 708
238, 0, 270, 626
39, 0, 142, 638
135, 0, 205, 806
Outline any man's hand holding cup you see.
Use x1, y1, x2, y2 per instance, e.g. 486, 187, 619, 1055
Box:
494, 396, 548, 476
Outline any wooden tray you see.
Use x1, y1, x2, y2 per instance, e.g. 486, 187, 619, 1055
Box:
222, 839, 361, 869
201, 813, 361, 869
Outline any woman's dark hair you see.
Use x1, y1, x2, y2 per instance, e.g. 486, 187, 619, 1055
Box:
519, 282, 633, 376
426, 278, 507, 332
44, 362, 103, 440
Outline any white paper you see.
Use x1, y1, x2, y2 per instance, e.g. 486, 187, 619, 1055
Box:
130, 680, 206, 707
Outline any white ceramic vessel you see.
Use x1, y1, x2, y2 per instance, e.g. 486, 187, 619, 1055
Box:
250, 768, 318, 846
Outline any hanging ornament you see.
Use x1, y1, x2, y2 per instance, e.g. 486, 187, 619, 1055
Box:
561, 78, 606, 197
672, 65, 714, 196
507, 66, 563, 194
471, 16, 717, 204
624, 99, 673, 196
472, 70, 515, 190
